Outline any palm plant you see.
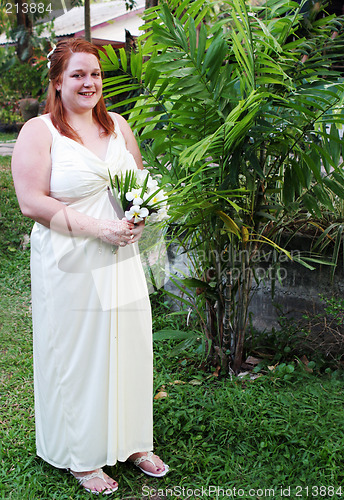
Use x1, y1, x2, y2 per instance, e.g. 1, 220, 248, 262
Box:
100, 0, 344, 374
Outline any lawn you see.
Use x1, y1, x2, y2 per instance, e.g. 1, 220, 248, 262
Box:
0, 131, 18, 143
1, 156, 344, 500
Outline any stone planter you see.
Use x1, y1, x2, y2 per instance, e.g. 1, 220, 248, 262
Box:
18, 98, 39, 122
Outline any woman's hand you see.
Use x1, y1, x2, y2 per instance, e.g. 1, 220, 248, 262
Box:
128, 219, 145, 244
97, 219, 133, 247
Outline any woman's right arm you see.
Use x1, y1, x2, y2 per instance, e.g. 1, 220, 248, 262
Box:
11, 118, 133, 246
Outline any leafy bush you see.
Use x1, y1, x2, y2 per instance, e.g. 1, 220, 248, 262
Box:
101, 0, 344, 375
6, 60, 47, 99
0, 47, 49, 124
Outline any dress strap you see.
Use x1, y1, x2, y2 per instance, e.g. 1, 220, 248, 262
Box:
37, 114, 59, 138
109, 112, 124, 140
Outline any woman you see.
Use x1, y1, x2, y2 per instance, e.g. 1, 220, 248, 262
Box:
11, 38, 168, 495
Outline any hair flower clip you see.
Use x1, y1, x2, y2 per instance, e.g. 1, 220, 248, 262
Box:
47, 44, 56, 69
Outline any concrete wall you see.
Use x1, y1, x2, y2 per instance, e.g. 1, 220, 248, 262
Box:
164, 240, 344, 332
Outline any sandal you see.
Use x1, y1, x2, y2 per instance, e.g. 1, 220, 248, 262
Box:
69, 468, 118, 495
132, 451, 169, 478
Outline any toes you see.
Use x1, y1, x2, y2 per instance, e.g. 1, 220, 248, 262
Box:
70, 469, 118, 494
130, 452, 167, 475
149, 455, 165, 473
153, 455, 164, 471
86, 477, 117, 494
102, 474, 118, 491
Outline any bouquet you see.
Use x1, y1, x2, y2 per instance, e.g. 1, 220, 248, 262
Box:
108, 168, 169, 223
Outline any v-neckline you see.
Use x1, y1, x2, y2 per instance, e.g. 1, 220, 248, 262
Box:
44, 114, 116, 162
67, 134, 113, 162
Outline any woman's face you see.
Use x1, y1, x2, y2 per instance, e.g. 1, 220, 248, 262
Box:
56, 52, 103, 114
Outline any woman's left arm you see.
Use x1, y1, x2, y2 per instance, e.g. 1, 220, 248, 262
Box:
111, 112, 144, 170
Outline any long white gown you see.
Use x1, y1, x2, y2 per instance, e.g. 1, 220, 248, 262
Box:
30, 114, 153, 471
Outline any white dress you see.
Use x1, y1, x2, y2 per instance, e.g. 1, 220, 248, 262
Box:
30, 114, 153, 471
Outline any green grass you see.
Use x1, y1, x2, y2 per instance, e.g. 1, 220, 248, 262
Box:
1, 158, 344, 499
0, 131, 18, 143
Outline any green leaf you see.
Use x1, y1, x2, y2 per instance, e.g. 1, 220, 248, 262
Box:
131, 51, 142, 81
118, 47, 127, 72
330, 224, 343, 280
163, 288, 193, 308
100, 44, 120, 70
217, 211, 241, 237
313, 184, 334, 211
180, 277, 210, 290
302, 193, 322, 218
153, 329, 195, 341
202, 32, 228, 81
323, 178, 344, 200
188, 16, 197, 59
197, 22, 207, 67
292, 255, 316, 270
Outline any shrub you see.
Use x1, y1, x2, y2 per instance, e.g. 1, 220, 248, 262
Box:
0, 47, 48, 125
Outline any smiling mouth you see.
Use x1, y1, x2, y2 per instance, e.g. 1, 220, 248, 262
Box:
79, 91, 95, 96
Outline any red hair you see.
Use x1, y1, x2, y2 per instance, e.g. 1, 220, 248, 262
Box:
45, 38, 115, 142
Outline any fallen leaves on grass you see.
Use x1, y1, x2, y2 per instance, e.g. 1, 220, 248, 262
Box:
154, 385, 168, 399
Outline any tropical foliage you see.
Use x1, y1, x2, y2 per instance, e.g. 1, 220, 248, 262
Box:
0, 0, 57, 62
100, 0, 344, 374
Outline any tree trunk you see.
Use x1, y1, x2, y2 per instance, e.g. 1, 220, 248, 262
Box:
15, 0, 33, 62
145, 0, 158, 8
223, 269, 233, 352
125, 29, 136, 52
232, 245, 251, 373
84, 0, 91, 42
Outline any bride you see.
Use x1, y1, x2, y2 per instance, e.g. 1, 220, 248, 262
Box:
11, 38, 169, 495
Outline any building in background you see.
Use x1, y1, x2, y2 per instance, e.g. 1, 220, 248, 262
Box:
0, 0, 145, 49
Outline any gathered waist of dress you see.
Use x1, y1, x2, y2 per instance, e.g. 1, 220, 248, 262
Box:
49, 179, 111, 204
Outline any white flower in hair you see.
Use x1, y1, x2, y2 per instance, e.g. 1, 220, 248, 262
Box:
47, 44, 56, 69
